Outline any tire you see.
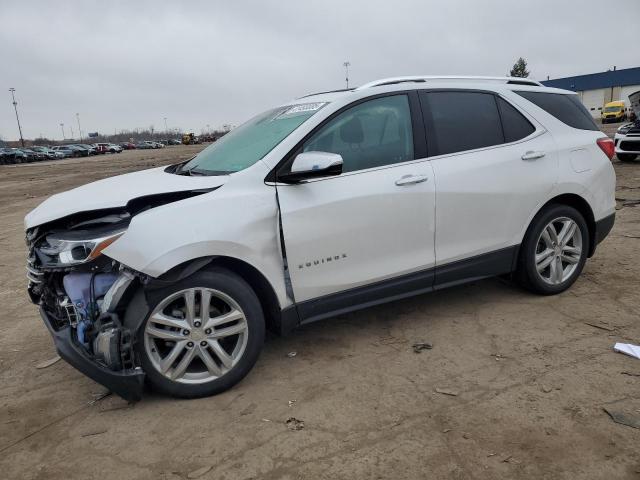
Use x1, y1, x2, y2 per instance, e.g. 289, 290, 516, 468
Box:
136, 268, 265, 398
516, 204, 589, 295
617, 153, 637, 162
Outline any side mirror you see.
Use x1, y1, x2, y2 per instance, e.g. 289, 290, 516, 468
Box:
278, 151, 343, 184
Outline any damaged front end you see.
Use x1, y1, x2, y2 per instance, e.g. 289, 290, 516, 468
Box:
27, 209, 147, 402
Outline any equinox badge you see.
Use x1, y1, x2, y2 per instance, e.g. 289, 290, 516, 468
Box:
299, 253, 347, 269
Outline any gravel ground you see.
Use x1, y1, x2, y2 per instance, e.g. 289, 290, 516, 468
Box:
0, 141, 639, 480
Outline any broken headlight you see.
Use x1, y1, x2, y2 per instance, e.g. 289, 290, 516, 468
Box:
37, 230, 125, 267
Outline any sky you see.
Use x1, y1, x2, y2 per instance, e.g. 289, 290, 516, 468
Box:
1, 0, 638, 141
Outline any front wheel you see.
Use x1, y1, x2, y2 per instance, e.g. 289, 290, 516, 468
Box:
137, 268, 265, 398
516, 204, 589, 295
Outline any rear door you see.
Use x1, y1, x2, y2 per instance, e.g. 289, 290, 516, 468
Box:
276, 93, 436, 310
419, 90, 558, 285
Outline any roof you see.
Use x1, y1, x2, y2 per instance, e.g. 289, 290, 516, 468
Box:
296, 76, 554, 103
541, 67, 640, 91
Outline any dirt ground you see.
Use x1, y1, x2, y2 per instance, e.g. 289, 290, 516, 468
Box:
0, 141, 639, 480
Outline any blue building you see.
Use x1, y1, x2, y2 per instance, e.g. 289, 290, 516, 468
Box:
542, 67, 640, 118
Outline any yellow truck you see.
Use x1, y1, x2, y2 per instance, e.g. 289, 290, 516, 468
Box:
181, 133, 200, 145
601, 101, 627, 124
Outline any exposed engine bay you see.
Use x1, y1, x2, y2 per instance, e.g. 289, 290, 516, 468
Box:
27, 209, 141, 389
26, 189, 214, 401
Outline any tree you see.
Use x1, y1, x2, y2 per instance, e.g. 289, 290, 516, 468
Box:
509, 57, 530, 78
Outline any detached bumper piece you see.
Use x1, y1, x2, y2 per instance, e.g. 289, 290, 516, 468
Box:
40, 307, 145, 402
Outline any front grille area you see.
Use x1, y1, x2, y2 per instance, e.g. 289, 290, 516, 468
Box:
619, 141, 640, 152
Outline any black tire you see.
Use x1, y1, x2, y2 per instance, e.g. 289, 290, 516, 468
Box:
516, 204, 589, 295
617, 153, 637, 162
136, 268, 265, 398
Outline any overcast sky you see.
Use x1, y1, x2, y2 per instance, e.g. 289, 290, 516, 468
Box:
1, 0, 638, 140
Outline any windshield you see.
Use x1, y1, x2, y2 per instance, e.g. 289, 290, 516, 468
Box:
604, 106, 622, 112
179, 102, 326, 175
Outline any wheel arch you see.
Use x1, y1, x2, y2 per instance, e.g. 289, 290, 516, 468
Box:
536, 193, 597, 257
155, 255, 288, 334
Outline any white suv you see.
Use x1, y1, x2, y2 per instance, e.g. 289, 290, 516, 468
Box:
613, 90, 640, 162
25, 76, 616, 401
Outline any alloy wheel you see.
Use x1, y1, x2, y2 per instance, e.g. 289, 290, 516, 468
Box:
534, 217, 582, 285
144, 288, 249, 384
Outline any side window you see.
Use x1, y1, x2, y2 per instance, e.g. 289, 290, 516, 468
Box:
302, 95, 414, 173
497, 97, 536, 142
421, 91, 503, 156
515, 91, 599, 131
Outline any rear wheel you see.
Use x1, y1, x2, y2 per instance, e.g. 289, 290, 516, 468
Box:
137, 268, 265, 398
516, 204, 588, 295
617, 153, 637, 162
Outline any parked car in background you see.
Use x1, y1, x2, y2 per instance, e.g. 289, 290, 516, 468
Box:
120, 142, 136, 150
31, 146, 60, 159
74, 144, 98, 155
0, 147, 29, 163
93, 142, 121, 153
614, 91, 640, 162
135, 141, 155, 149
69, 145, 92, 157
601, 101, 627, 124
167, 139, 182, 145
17, 148, 41, 161
51, 146, 75, 158
108, 143, 123, 153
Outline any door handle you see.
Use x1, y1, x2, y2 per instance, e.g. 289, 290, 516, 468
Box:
395, 174, 429, 186
521, 150, 546, 161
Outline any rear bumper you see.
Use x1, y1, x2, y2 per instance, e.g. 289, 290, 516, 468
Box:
39, 307, 144, 402
594, 212, 615, 249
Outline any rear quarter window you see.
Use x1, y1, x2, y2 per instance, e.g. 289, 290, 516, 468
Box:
515, 91, 599, 131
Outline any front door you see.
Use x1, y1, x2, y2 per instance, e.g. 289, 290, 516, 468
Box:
276, 93, 436, 310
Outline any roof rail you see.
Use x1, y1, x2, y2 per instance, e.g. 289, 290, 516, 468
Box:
355, 76, 543, 90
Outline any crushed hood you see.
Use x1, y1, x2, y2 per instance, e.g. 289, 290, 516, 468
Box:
25, 166, 228, 229
629, 90, 640, 119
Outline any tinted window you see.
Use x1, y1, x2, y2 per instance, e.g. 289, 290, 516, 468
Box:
515, 91, 599, 131
497, 97, 536, 142
302, 95, 414, 173
421, 91, 503, 155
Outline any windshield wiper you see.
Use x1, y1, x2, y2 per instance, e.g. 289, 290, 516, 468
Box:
176, 166, 230, 176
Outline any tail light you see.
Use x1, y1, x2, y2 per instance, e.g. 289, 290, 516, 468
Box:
596, 137, 615, 160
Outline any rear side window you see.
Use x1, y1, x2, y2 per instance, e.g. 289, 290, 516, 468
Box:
497, 97, 536, 142
420, 91, 503, 155
515, 91, 599, 131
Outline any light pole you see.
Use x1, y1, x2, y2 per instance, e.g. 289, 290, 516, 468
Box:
60, 123, 65, 140
164, 117, 168, 137
343, 61, 351, 89
76, 113, 83, 142
9, 88, 25, 147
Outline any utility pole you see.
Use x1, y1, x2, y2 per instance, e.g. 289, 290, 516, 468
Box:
164, 117, 168, 136
60, 123, 65, 140
343, 61, 351, 89
9, 88, 25, 147
76, 113, 83, 142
